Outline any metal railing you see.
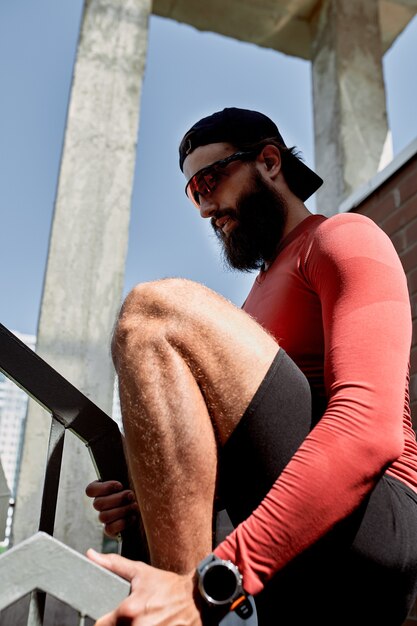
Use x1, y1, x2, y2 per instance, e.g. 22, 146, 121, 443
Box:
0, 531, 130, 625
0, 323, 148, 625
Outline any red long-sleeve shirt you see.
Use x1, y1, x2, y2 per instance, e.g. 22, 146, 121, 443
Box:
214, 213, 417, 595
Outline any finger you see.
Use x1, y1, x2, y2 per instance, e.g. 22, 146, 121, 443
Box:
93, 490, 136, 512
87, 549, 141, 582
103, 518, 126, 538
95, 598, 142, 626
98, 502, 138, 523
104, 512, 139, 539
86, 480, 124, 498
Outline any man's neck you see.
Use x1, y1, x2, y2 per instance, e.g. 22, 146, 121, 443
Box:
282, 199, 312, 240
263, 202, 312, 271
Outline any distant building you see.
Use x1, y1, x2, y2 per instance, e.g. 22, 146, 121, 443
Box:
0, 331, 36, 497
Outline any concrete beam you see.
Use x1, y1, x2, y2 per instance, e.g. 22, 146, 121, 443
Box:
152, 0, 417, 59
311, 0, 392, 215
13, 0, 151, 553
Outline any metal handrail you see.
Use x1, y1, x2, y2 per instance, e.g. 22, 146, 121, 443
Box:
0, 322, 148, 562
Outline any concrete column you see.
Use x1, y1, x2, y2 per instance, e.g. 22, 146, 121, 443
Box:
0, 458, 11, 542
311, 0, 392, 215
13, 0, 152, 553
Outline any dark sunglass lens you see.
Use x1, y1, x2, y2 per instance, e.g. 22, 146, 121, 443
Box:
187, 170, 218, 207
187, 179, 200, 207
204, 171, 219, 187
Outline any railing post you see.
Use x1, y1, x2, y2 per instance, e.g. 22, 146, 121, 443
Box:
38, 419, 65, 536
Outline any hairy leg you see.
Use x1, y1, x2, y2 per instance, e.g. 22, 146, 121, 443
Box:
112, 278, 279, 573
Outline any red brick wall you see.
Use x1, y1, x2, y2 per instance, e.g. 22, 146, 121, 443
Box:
350, 151, 417, 430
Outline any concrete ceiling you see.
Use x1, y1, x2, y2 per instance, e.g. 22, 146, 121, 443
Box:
152, 0, 417, 60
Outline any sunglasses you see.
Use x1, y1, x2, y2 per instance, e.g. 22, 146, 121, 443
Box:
184, 150, 259, 208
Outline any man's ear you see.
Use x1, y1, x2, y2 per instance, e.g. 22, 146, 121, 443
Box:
258, 144, 282, 177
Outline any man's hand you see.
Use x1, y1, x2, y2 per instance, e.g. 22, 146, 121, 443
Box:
86, 480, 139, 538
87, 549, 203, 626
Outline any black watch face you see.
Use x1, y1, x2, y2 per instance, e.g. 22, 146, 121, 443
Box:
203, 563, 238, 602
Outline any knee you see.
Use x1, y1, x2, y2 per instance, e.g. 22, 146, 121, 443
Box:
121, 278, 194, 321
111, 278, 193, 363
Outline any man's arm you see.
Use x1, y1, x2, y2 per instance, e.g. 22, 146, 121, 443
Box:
215, 214, 413, 594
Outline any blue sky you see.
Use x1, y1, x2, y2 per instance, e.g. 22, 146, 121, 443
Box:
1, 2, 417, 336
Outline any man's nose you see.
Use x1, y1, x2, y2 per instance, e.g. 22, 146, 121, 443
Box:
199, 196, 218, 219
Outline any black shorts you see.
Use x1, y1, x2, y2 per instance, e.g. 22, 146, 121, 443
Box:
218, 349, 417, 626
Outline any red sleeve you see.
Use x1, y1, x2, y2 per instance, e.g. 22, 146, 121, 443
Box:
214, 214, 412, 595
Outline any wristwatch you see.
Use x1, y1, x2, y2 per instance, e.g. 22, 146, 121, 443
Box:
196, 554, 253, 620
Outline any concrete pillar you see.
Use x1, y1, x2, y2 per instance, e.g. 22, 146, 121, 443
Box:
13, 0, 152, 554
311, 0, 392, 215
0, 458, 11, 542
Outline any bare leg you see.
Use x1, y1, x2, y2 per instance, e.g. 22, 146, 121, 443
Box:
112, 278, 279, 573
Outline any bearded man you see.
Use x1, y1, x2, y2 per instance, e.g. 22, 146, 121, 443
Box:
86, 108, 417, 626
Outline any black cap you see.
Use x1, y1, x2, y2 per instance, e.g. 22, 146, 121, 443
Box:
179, 107, 323, 201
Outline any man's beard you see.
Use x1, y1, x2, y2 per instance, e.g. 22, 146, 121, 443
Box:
211, 170, 288, 271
